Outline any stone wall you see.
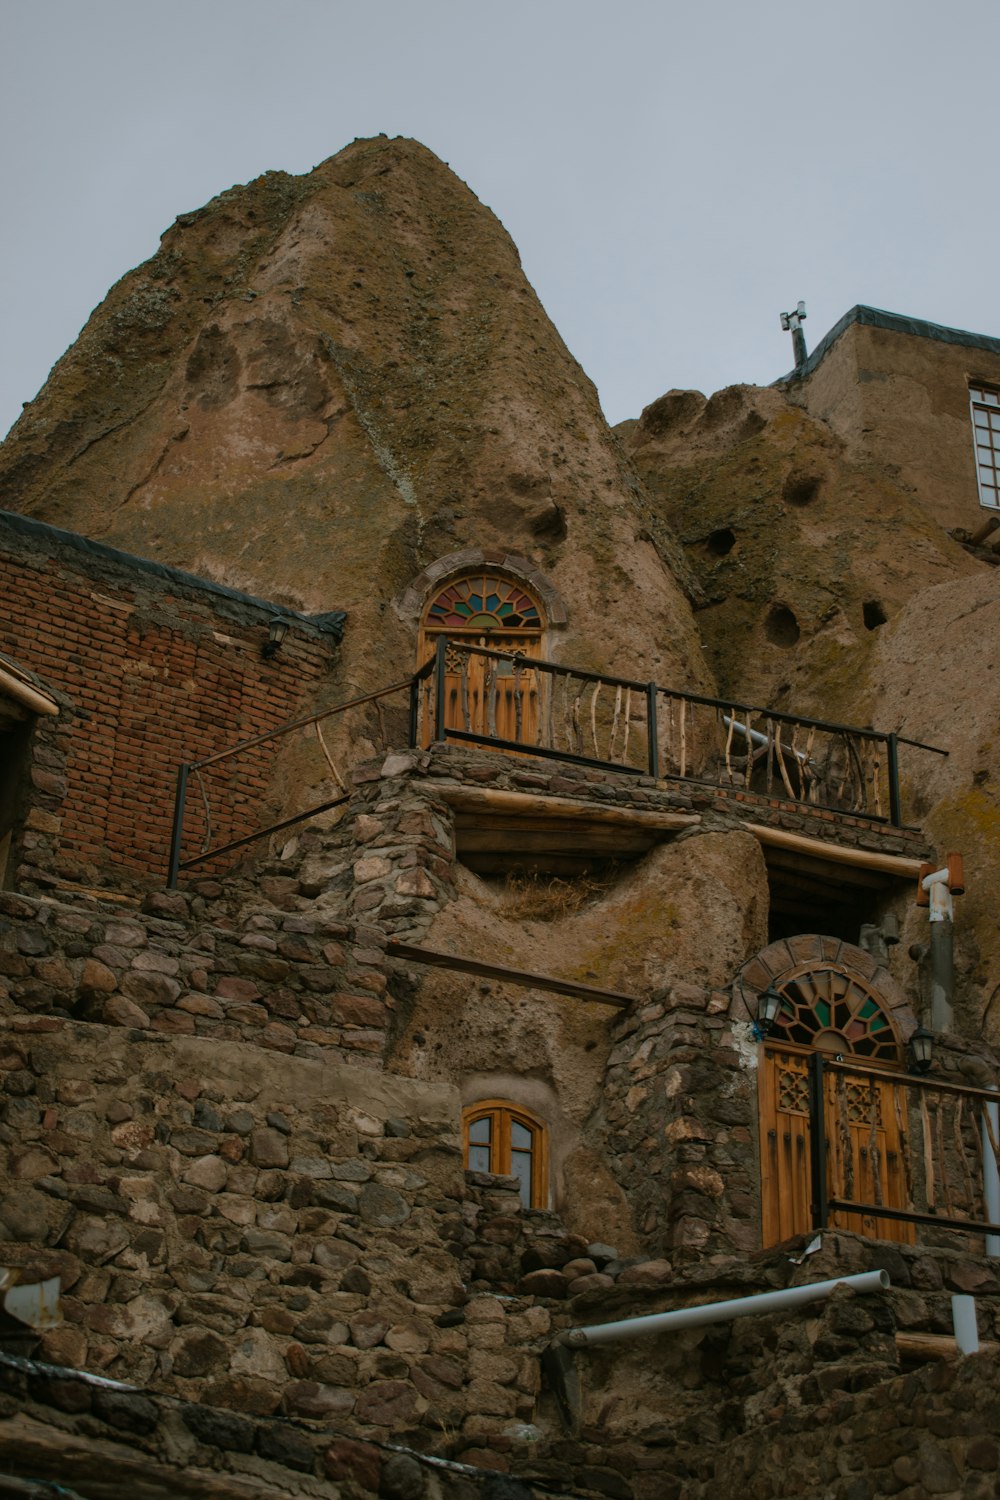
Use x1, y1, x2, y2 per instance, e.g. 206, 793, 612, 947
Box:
0, 888, 392, 1066
0, 511, 341, 887
602, 981, 757, 1261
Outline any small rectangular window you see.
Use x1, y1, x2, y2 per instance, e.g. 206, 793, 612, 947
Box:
970, 386, 1000, 509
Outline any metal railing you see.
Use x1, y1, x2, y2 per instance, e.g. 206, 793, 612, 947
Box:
166, 640, 944, 883
414, 637, 943, 824
166, 679, 413, 886
809, 1053, 1000, 1241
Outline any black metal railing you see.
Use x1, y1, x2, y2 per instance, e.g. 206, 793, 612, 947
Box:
166, 679, 413, 887
413, 638, 943, 824
809, 1053, 1000, 1241
167, 640, 944, 883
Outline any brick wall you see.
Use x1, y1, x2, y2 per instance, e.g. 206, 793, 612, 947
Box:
0, 515, 341, 887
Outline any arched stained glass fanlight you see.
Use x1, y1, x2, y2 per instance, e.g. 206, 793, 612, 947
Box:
770, 965, 899, 1061
425, 574, 543, 633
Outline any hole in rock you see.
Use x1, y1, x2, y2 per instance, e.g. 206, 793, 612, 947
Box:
706, 528, 736, 557
764, 604, 801, 648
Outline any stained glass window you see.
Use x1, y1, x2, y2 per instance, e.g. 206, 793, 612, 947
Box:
425, 574, 543, 633
769, 966, 899, 1061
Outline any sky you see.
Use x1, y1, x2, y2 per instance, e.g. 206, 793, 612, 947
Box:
1, 0, 998, 442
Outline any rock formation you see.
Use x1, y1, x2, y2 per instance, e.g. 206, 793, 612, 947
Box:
0, 136, 706, 699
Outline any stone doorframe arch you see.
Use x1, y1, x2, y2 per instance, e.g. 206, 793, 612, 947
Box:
729, 933, 919, 1050
394, 549, 568, 632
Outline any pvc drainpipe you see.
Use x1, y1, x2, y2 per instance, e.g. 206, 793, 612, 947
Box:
923, 867, 954, 1032
952, 1295, 980, 1355
556, 1271, 890, 1349
983, 1087, 1000, 1260
723, 715, 810, 766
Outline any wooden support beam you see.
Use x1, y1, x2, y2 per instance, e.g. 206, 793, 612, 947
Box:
896, 1331, 999, 1362
386, 940, 636, 1009
743, 822, 925, 879
435, 784, 700, 832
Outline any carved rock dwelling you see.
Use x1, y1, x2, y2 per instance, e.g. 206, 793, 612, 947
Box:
2, 137, 1000, 1499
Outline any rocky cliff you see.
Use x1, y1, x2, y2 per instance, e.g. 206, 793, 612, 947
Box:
0, 135, 705, 696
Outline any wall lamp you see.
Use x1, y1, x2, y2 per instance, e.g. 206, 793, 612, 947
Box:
908, 1025, 934, 1075
262, 618, 290, 661
752, 984, 783, 1041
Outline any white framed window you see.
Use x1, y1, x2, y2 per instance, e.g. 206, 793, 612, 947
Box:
970, 386, 1000, 509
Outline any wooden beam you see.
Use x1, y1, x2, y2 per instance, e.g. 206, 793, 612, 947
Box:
386, 940, 636, 1008
743, 822, 925, 879
763, 850, 890, 892
436, 784, 700, 832
896, 1332, 999, 1362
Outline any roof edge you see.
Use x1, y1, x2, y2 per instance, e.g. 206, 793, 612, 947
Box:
775, 305, 1000, 385
0, 509, 345, 641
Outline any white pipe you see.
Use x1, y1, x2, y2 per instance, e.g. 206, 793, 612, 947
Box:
951, 1295, 979, 1355
983, 1090, 1000, 1259
723, 715, 810, 765
923, 868, 954, 1031
559, 1271, 890, 1348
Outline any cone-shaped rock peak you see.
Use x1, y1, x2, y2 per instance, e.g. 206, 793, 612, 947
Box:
1, 135, 707, 694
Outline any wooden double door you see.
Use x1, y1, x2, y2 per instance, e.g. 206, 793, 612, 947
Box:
759, 1044, 915, 1245
422, 632, 542, 748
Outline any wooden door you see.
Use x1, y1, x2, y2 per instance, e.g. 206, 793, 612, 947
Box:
759, 1044, 915, 1246
419, 573, 544, 749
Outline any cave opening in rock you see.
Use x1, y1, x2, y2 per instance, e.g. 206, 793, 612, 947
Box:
764, 603, 800, 648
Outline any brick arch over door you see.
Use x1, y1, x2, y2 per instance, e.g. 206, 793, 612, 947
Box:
730, 933, 918, 1044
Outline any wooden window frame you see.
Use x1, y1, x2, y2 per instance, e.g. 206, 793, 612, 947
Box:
462, 1099, 549, 1209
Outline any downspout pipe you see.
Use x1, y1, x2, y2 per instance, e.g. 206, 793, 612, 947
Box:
984, 1087, 1000, 1260
555, 1271, 890, 1350
923, 866, 954, 1032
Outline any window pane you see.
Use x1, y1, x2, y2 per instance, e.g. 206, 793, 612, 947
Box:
975, 409, 990, 426
469, 1144, 492, 1172
987, 391, 1000, 406
511, 1150, 533, 1208
511, 1120, 532, 1150
468, 1117, 491, 1145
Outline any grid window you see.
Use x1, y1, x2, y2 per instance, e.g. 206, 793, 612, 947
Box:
970, 386, 1000, 509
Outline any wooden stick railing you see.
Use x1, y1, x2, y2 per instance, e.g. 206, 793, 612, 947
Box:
417, 640, 941, 824
810, 1054, 1000, 1239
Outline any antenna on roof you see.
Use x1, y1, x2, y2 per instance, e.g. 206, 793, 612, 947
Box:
780, 300, 808, 370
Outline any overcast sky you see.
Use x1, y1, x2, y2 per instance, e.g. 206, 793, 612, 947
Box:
1, 0, 997, 442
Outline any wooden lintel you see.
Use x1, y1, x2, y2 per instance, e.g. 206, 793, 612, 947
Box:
896, 1332, 999, 1362
435, 784, 700, 832
386, 940, 636, 1009
743, 822, 925, 879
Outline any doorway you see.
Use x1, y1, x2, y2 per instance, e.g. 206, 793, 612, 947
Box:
418, 572, 545, 748
757, 959, 915, 1246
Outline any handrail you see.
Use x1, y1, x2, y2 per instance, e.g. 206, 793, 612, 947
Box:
166, 677, 412, 886
167, 641, 946, 885
809, 1052, 1000, 1240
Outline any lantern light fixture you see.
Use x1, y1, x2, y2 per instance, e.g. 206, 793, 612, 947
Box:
753, 983, 783, 1042
262, 618, 290, 661
908, 1025, 934, 1075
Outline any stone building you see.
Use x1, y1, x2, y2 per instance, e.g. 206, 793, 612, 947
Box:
1, 138, 1000, 1498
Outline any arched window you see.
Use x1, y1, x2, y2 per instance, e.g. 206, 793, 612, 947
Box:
462, 1100, 549, 1210
767, 964, 900, 1062
423, 574, 544, 639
